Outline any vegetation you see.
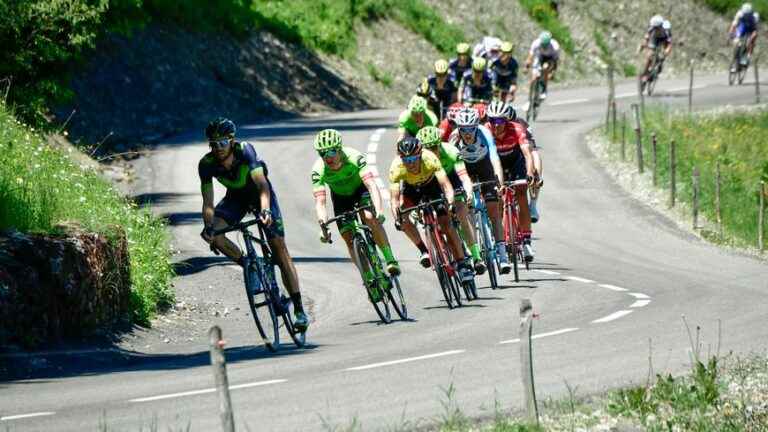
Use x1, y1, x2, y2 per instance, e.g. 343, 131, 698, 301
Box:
696, 0, 768, 16
605, 107, 768, 249
518, 0, 575, 54
0, 103, 174, 324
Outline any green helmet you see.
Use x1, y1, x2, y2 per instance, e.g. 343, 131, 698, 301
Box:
313, 129, 342, 151
540, 31, 552, 46
416, 126, 441, 148
408, 95, 428, 113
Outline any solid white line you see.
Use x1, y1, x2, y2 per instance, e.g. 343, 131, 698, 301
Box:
615, 92, 636, 98
367, 154, 377, 164
598, 284, 628, 292
498, 338, 521, 345
668, 84, 707, 92
1, 412, 56, 421
628, 292, 650, 299
629, 300, 652, 308
549, 98, 590, 106
567, 276, 594, 283
533, 269, 560, 275
499, 327, 578, 344
592, 310, 633, 323
345, 350, 465, 371
129, 379, 286, 403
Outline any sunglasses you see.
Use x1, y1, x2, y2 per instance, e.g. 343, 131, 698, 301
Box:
319, 148, 340, 158
210, 138, 231, 149
402, 154, 421, 164
490, 118, 507, 126
459, 127, 477, 134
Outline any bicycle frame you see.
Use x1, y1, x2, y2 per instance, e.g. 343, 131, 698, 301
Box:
402, 199, 457, 279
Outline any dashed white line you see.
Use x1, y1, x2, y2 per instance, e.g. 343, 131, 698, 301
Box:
615, 92, 636, 99
668, 84, 707, 92
375, 128, 386, 134
549, 98, 590, 106
629, 300, 652, 308
628, 292, 650, 299
533, 269, 560, 275
499, 327, 579, 344
566, 276, 595, 283
599, 284, 628, 292
345, 350, 465, 371
129, 379, 287, 403
366, 154, 377, 164
1, 412, 56, 421
592, 310, 634, 323
367, 142, 378, 152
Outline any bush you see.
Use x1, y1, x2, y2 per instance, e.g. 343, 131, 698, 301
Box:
696, 0, 768, 16
519, 0, 575, 54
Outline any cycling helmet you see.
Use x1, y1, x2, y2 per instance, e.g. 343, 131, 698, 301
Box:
507, 105, 518, 121
446, 102, 463, 122
540, 32, 552, 46
500, 41, 514, 53
455, 107, 479, 128
434, 59, 449, 74
416, 126, 442, 148
472, 56, 487, 72
313, 129, 343, 151
456, 42, 471, 55
417, 78, 430, 96
742, 3, 753, 14
205, 117, 236, 140
397, 136, 423, 157
650, 15, 664, 28
487, 100, 512, 119
408, 95, 428, 113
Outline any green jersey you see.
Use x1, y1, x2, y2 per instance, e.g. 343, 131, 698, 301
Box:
397, 109, 438, 137
436, 142, 466, 175
311, 147, 372, 196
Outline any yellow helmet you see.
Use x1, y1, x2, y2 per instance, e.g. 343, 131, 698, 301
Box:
434, 59, 449, 74
456, 42, 470, 55
500, 41, 513, 53
472, 56, 487, 72
417, 78, 430, 96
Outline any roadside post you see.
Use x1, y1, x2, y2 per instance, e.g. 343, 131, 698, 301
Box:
715, 162, 722, 236
652, 133, 658, 186
209, 326, 235, 432
693, 167, 701, 229
670, 140, 677, 208
621, 112, 627, 161
519, 299, 539, 424
632, 104, 644, 173
688, 59, 694, 114
612, 100, 618, 143
755, 55, 761, 104
759, 181, 766, 251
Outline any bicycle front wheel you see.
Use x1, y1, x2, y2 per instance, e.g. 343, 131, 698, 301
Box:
476, 211, 499, 289
245, 267, 280, 352
738, 64, 748, 84
388, 275, 408, 320
352, 235, 391, 323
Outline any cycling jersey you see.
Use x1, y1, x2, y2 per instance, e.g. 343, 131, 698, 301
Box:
529, 38, 561, 60
388, 150, 444, 190
646, 27, 672, 48
449, 124, 498, 164
398, 109, 439, 137
460, 70, 494, 102
473, 36, 503, 60
485, 119, 529, 156
490, 57, 519, 89
439, 118, 455, 142
734, 11, 760, 37
427, 75, 458, 112
513, 118, 537, 148
448, 58, 472, 82
311, 147, 372, 197
432, 142, 467, 176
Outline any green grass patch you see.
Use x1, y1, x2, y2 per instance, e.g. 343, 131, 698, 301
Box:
695, 0, 768, 16
605, 107, 768, 249
366, 62, 393, 87
0, 103, 174, 324
518, 0, 575, 54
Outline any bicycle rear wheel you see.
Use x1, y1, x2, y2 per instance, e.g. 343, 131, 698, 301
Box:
476, 211, 498, 289
427, 227, 456, 308
353, 235, 391, 323
729, 59, 738, 85
245, 266, 280, 352
526, 80, 538, 122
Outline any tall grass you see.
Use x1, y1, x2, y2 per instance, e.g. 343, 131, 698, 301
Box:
606, 107, 768, 248
0, 103, 174, 324
518, 0, 575, 54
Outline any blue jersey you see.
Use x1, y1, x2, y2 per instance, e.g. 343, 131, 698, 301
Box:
449, 124, 499, 165
460, 70, 494, 103
735, 11, 759, 37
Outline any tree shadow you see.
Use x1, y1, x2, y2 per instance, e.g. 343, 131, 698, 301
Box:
131, 192, 196, 207
173, 256, 232, 276
161, 211, 202, 226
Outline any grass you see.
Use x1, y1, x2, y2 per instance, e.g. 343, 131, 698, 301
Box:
518, 0, 575, 54
367, 62, 394, 87
696, 0, 768, 16
0, 102, 174, 324
604, 106, 768, 250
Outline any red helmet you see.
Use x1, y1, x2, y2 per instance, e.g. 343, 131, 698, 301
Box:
446, 102, 463, 122
473, 103, 487, 122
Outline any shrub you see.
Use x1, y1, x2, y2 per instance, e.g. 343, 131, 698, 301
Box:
519, 0, 575, 54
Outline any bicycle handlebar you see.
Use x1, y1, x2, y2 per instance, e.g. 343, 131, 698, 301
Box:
472, 180, 500, 191
211, 218, 261, 237
503, 179, 529, 188
320, 204, 374, 227
399, 197, 446, 216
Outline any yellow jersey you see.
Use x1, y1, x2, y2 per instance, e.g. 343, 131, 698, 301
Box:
388, 151, 444, 190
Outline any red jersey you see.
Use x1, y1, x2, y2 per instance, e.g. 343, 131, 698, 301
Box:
485, 119, 528, 155
439, 118, 455, 142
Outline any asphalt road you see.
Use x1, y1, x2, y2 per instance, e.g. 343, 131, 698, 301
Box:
2, 73, 767, 431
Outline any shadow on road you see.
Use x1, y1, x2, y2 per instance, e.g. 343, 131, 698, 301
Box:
173, 256, 232, 276
162, 211, 203, 226
131, 192, 196, 207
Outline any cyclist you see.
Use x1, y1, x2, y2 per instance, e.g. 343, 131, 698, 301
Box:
312, 129, 400, 278
199, 118, 309, 331
459, 57, 494, 104
426, 59, 459, 119
398, 95, 439, 139
389, 137, 474, 282
729, 3, 759, 62
639, 15, 673, 84
524, 31, 561, 100
439, 102, 463, 143
416, 126, 485, 274
509, 112, 543, 223
449, 107, 512, 274
448, 42, 473, 85
473, 36, 503, 62
490, 41, 520, 102
485, 101, 535, 262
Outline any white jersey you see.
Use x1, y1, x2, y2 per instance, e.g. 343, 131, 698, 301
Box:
473, 36, 503, 59
529, 38, 561, 58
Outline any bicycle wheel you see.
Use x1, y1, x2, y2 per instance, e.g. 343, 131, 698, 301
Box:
278, 293, 306, 348
387, 275, 408, 320
646, 70, 657, 96
526, 80, 538, 122
245, 265, 280, 352
463, 278, 478, 301
427, 226, 455, 308
476, 210, 499, 289
352, 235, 391, 323
449, 270, 464, 307
729, 58, 738, 85
738, 64, 748, 84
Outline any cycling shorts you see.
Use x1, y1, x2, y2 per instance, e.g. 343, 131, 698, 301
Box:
499, 150, 527, 182
401, 177, 448, 216
736, 24, 757, 39
331, 184, 371, 234
214, 188, 284, 239
465, 153, 499, 202
533, 55, 558, 72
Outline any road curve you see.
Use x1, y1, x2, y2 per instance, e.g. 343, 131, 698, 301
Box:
2, 74, 767, 431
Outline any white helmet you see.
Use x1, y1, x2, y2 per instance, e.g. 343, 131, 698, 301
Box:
487, 100, 512, 119
742, 3, 753, 14
650, 15, 664, 28
454, 107, 479, 128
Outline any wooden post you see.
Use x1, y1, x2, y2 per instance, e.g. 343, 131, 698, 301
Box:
715, 162, 722, 236
605, 65, 615, 132
652, 133, 658, 186
621, 112, 627, 161
759, 181, 765, 251
632, 104, 644, 173
209, 326, 235, 432
612, 100, 617, 143
670, 140, 677, 208
692, 167, 701, 229
755, 55, 761, 104
688, 60, 694, 114
519, 298, 539, 424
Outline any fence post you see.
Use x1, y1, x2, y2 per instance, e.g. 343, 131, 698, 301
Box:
652, 133, 658, 186
692, 167, 701, 229
621, 112, 627, 161
632, 104, 644, 173
612, 101, 617, 143
759, 181, 765, 251
755, 55, 761, 104
209, 326, 235, 432
715, 162, 722, 236
670, 140, 677, 208
606, 65, 615, 133
519, 298, 539, 424
688, 60, 694, 113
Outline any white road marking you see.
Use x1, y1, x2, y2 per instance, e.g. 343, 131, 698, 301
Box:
366, 154, 377, 164
367, 142, 378, 152
533, 269, 560, 275
129, 379, 287, 403
499, 327, 578, 344
567, 276, 595, 283
549, 98, 590, 106
369, 134, 381, 143
591, 310, 634, 323
598, 283, 628, 292
630, 300, 652, 308
615, 92, 636, 99
345, 350, 465, 371
1, 412, 56, 421
628, 292, 650, 299
376, 128, 386, 134
668, 84, 707, 92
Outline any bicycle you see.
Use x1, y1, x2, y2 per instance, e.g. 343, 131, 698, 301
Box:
526, 62, 549, 122
211, 219, 305, 352
729, 37, 750, 86
471, 180, 501, 289
399, 198, 466, 308
640, 45, 664, 96
500, 179, 531, 283
321, 205, 407, 323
